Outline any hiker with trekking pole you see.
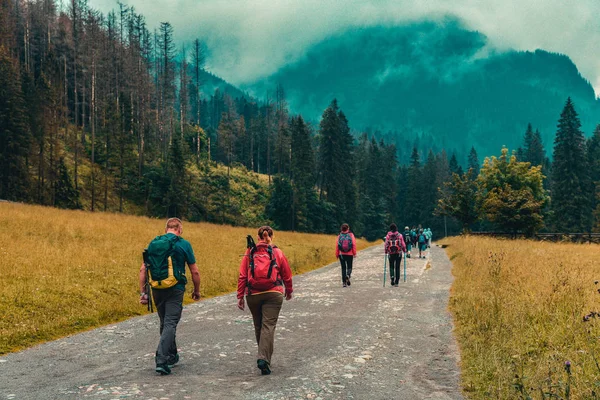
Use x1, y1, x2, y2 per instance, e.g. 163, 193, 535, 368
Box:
336, 223, 357, 288
237, 226, 293, 376
139, 218, 201, 375
403, 226, 412, 258
384, 223, 407, 287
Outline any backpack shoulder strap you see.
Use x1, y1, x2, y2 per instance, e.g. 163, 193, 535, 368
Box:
249, 246, 257, 278
267, 245, 276, 278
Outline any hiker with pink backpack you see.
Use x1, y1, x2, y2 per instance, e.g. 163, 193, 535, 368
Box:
336, 223, 357, 287
385, 223, 407, 286
237, 226, 293, 376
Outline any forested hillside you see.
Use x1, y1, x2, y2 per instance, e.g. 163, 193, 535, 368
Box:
248, 21, 600, 163
1, 0, 599, 238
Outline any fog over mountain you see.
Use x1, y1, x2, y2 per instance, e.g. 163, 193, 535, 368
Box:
91, 0, 600, 95
88, 0, 600, 160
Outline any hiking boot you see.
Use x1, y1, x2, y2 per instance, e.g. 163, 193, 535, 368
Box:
155, 364, 171, 375
167, 353, 179, 368
343, 283, 347, 288
257, 359, 271, 375
346, 276, 351, 286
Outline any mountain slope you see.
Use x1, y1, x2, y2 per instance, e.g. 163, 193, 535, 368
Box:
245, 20, 600, 161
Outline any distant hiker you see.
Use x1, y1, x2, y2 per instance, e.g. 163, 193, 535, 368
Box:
410, 227, 418, 249
385, 223, 407, 287
425, 228, 432, 248
237, 226, 293, 376
139, 218, 201, 375
418, 229, 428, 258
336, 223, 357, 287
403, 226, 412, 258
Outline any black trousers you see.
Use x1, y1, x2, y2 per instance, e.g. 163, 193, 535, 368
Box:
388, 253, 402, 285
152, 287, 184, 366
339, 255, 354, 282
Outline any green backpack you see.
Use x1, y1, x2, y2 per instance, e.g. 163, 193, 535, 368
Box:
144, 234, 181, 289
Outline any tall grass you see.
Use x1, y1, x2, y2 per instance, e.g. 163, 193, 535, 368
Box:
0, 202, 373, 355
444, 236, 600, 399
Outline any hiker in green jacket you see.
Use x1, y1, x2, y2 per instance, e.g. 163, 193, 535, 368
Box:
139, 218, 201, 375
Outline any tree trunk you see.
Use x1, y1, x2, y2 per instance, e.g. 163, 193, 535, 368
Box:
91, 56, 96, 211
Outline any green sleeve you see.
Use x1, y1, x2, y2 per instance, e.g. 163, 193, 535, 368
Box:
184, 241, 196, 265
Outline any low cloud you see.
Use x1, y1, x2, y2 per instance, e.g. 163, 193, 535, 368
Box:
90, 0, 600, 96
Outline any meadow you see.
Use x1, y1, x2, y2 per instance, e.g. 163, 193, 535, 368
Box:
444, 236, 600, 399
0, 202, 373, 355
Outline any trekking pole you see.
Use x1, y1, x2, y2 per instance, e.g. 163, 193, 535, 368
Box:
142, 249, 153, 313
383, 253, 387, 287
403, 252, 407, 283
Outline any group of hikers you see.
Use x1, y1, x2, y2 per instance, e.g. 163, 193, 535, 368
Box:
138, 218, 432, 377
382, 224, 432, 287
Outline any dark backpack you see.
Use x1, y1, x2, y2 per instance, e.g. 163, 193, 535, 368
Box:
387, 232, 402, 254
145, 234, 181, 289
404, 231, 411, 244
247, 244, 281, 292
338, 232, 353, 253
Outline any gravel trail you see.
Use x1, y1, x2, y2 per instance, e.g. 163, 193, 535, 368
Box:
0, 244, 462, 400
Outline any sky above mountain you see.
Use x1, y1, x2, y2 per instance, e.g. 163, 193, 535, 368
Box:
89, 0, 600, 96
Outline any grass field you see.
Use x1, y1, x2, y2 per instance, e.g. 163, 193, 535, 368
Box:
0, 202, 374, 355
443, 236, 600, 399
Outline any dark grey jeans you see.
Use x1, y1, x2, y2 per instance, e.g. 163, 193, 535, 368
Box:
339, 255, 353, 282
152, 287, 184, 366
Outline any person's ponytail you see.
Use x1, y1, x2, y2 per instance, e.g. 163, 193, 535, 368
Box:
257, 225, 274, 241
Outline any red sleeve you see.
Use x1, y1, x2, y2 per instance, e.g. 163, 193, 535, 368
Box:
352, 233, 357, 256
237, 249, 250, 299
400, 235, 407, 253
335, 235, 340, 258
276, 249, 293, 295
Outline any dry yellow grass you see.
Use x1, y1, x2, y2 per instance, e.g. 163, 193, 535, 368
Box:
443, 236, 600, 399
0, 202, 373, 355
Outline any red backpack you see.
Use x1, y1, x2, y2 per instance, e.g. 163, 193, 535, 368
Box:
387, 232, 401, 254
247, 244, 281, 291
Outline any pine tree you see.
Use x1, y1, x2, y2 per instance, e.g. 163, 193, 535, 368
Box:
405, 147, 422, 225
449, 153, 463, 176
55, 158, 81, 209
551, 98, 591, 232
165, 134, 187, 218
522, 124, 546, 167
467, 146, 479, 174
421, 149, 439, 227
266, 175, 294, 231
290, 116, 316, 232
318, 99, 355, 230
0, 46, 31, 200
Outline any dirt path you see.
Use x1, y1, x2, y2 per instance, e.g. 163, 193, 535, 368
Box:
0, 244, 462, 400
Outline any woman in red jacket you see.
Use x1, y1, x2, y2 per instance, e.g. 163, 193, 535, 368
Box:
384, 223, 407, 286
336, 223, 357, 287
237, 226, 293, 375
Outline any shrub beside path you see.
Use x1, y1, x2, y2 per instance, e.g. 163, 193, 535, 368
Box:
0, 244, 462, 400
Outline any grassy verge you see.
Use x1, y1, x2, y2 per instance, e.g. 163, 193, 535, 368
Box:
0, 202, 374, 355
443, 236, 600, 399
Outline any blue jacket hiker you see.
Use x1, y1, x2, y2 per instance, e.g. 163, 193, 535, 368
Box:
418, 229, 428, 258
139, 218, 201, 375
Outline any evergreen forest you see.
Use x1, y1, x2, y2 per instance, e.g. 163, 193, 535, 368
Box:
1, 0, 600, 240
